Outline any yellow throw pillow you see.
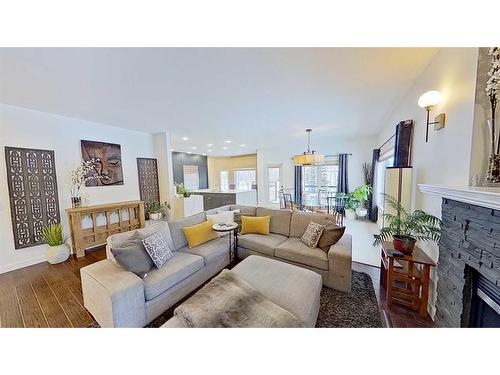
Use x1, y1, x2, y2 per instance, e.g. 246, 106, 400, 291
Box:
240, 215, 270, 235
182, 220, 218, 248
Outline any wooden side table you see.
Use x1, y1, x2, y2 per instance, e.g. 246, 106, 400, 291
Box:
380, 242, 436, 318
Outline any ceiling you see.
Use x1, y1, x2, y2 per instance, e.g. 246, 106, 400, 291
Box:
0, 48, 439, 156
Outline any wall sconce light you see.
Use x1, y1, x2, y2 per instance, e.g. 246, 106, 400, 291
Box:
418, 90, 446, 142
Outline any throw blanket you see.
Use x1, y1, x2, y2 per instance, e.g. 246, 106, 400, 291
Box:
174, 269, 303, 328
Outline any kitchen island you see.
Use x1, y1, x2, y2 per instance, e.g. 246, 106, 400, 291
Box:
191, 189, 257, 210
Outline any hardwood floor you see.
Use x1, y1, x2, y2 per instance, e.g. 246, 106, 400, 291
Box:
0, 249, 106, 328
353, 262, 434, 327
0, 248, 433, 328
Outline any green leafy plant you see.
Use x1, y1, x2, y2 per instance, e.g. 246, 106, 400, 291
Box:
342, 184, 372, 211
373, 194, 442, 246
146, 201, 171, 215
175, 183, 191, 197
41, 223, 69, 246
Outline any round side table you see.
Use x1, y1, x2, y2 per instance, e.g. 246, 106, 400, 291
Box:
212, 222, 238, 264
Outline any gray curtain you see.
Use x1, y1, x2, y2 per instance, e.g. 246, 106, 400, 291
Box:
294, 165, 302, 205
369, 149, 380, 222
337, 153, 349, 194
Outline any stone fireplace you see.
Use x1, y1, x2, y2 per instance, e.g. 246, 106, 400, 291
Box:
419, 185, 500, 327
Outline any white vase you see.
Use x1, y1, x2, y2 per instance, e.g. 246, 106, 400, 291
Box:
150, 212, 162, 221
346, 209, 357, 220
46, 244, 70, 264
356, 207, 368, 218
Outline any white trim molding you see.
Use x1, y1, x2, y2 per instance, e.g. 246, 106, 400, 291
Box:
418, 184, 500, 210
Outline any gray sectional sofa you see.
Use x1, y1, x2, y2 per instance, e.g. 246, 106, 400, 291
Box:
219, 206, 352, 292
81, 212, 230, 328
80, 204, 352, 328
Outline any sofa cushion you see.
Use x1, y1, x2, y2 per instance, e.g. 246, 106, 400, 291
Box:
317, 225, 346, 252
237, 233, 287, 256
143, 252, 204, 300
290, 211, 337, 238
168, 212, 207, 250
275, 238, 329, 270
107, 221, 175, 263
230, 205, 256, 216
240, 215, 270, 235
182, 220, 218, 248
256, 207, 292, 236
300, 222, 325, 248
142, 231, 174, 268
178, 237, 229, 265
111, 232, 154, 278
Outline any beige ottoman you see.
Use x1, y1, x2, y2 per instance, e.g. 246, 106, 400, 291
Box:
162, 255, 322, 327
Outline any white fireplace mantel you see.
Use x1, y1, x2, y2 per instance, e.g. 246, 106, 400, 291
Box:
418, 184, 500, 211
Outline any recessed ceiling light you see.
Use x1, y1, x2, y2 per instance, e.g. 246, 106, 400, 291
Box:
202, 153, 207, 156
239, 144, 246, 147
181, 137, 189, 141
171, 149, 175, 152
187, 151, 192, 154
207, 143, 213, 147
225, 140, 232, 144
207, 149, 213, 152
191, 146, 197, 150
222, 146, 228, 150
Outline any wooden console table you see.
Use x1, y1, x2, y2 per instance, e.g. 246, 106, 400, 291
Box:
380, 242, 436, 318
66, 200, 145, 258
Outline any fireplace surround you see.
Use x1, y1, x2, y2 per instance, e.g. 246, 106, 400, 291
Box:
436, 198, 500, 327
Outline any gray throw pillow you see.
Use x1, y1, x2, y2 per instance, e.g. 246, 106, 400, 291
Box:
317, 225, 346, 252
111, 233, 154, 278
300, 222, 325, 248
142, 231, 174, 269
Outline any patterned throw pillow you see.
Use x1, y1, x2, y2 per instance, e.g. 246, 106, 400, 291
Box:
142, 232, 174, 269
300, 222, 325, 248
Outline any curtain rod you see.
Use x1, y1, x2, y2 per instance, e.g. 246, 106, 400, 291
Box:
378, 133, 395, 150
324, 153, 352, 157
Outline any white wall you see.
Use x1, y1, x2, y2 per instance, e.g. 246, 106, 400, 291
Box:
257, 136, 377, 207
0, 103, 156, 273
376, 48, 479, 317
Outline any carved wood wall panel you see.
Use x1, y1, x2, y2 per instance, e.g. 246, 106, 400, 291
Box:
137, 158, 160, 215
5, 146, 61, 249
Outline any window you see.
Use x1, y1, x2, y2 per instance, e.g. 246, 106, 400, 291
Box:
234, 169, 256, 192
267, 166, 281, 203
302, 164, 339, 207
183, 165, 199, 190
220, 170, 229, 191
375, 150, 394, 209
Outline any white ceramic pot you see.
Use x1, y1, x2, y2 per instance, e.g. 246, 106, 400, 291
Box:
150, 212, 162, 221
356, 207, 368, 218
346, 209, 357, 220
46, 244, 70, 264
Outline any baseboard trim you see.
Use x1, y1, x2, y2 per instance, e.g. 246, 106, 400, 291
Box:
0, 256, 46, 275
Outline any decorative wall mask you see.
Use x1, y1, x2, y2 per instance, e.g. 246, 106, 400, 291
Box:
81, 140, 124, 186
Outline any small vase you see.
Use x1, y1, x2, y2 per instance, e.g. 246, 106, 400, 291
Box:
71, 196, 82, 208
485, 154, 500, 184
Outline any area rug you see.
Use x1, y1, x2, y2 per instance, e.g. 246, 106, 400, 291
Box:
89, 271, 382, 328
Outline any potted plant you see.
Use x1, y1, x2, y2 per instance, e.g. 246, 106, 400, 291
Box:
344, 184, 372, 220
146, 201, 171, 221
41, 223, 71, 264
175, 183, 191, 198
373, 194, 441, 254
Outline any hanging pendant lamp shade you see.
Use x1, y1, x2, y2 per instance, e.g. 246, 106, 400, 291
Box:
292, 129, 324, 165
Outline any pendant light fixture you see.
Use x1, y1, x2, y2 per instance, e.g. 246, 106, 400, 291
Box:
292, 129, 324, 165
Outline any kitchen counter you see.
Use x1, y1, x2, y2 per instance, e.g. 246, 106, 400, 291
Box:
192, 189, 257, 210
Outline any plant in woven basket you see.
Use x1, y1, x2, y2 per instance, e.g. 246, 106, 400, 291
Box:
373, 194, 441, 254
41, 223, 69, 246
